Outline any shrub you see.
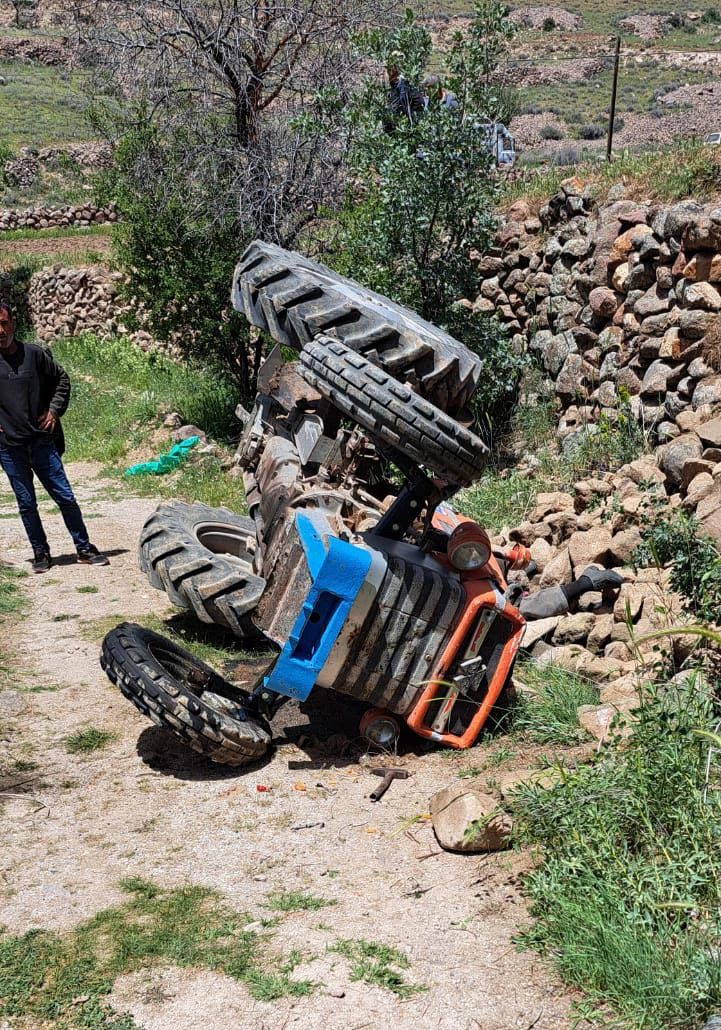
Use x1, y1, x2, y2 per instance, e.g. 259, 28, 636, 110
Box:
539, 125, 564, 140
702, 7, 721, 23
542, 16, 555, 31
613, 116, 625, 133
511, 677, 721, 1030
578, 124, 604, 140
635, 507, 721, 622
551, 145, 582, 165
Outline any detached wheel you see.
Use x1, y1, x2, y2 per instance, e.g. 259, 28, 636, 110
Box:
232, 240, 481, 417
139, 501, 265, 637
101, 623, 271, 766
299, 335, 488, 486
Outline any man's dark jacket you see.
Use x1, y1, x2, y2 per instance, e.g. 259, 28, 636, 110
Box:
0, 343, 70, 454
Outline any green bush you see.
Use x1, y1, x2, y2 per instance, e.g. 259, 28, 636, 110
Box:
635, 507, 721, 622
539, 125, 564, 140
578, 124, 604, 140
512, 678, 721, 1029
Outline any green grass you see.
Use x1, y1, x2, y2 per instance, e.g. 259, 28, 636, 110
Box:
504, 139, 721, 207
0, 878, 313, 1028
0, 61, 92, 147
54, 334, 240, 461
509, 661, 599, 745
80, 610, 274, 674
0, 563, 27, 618
458, 469, 543, 532
0, 225, 113, 242
511, 677, 721, 1029
64, 728, 117, 754
76, 585, 99, 595
267, 892, 335, 913
112, 455, 247, 512
331, 939, 426, 1000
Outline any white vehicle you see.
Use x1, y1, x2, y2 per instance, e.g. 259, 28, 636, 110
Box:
482, 121, 516, 167
703, 132, 721, 145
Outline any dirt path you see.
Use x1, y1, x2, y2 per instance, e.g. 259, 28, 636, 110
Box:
0, 462, 574, 1030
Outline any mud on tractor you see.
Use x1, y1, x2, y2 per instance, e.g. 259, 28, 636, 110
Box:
101, 241, 530, 766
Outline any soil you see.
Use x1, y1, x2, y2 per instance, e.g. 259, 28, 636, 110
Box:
0, 461, 576, 1030
0, 234, 112, 262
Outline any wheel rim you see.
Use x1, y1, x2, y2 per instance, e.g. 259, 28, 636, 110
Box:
148, 640, 209, 698
194, 521, 256, 562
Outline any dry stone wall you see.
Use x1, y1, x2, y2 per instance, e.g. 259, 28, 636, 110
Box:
478, 181, 721, 739
26, 266, 154, 348
0, 203, 119, 231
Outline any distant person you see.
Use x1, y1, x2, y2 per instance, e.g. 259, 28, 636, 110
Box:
422, 74, 459, 112
385, 59, 426, 130
0, 298, 109, 573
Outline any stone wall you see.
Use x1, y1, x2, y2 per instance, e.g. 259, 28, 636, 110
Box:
478, 182, 721, 740
26, 266, 154, 348
0, 203, 119, 231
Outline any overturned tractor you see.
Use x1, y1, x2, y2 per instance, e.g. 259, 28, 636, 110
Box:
101, 242, 530, 765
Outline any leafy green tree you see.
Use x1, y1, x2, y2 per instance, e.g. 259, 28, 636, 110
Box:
334, 1, 524, 430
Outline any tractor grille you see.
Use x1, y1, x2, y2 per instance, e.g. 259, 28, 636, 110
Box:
332, 555, 465, 715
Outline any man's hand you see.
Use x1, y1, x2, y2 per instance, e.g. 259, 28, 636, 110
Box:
38, 410, 57, 432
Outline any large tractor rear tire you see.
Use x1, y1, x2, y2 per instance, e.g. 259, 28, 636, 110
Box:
139, 501, 265, 637
232, 240, 482, 418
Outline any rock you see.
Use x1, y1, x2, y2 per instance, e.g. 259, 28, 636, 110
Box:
640, 360, 672, 397
567, 528, 613, 569
529, 536, 554, 573
552, 613, 597, 646
696, 488, 721, 547
542, 333, 577, 376
681, 457, 715, 491
430, 785, 512, 853
532, 491, 574, 520
496, 768, 561, 799
539, 547, 572, 587
609, 225, 653, 267
612, 262, 630, 292
685, 472, 715, 509
659, 433, 703, 486
588, 286, 618, 318
664, 201, 704, 241
683, 253, 721, 283
587, 614, 614, 653
615, 367, 642, 395
556, 354, 594, 400
693, 376, 721, 409
683, 216, 721, 253
634, 285, 670, 318
523, 615, 563, 648
609, 526, 643, 564
613, 582, 647, 621
680, 309, 718, 341
684, 282, 721, 311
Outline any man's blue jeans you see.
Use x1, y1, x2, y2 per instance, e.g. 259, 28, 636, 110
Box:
0, 439, 90, 555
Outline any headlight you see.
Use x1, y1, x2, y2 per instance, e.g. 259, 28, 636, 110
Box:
447, 523, 491, 571
360, 708, 400, 748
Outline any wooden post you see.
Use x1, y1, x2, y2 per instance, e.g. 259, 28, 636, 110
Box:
607, 35, 621, 162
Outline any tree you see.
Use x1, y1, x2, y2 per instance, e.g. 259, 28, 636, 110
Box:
81, 0, 400, 398
332, 2, 524, 430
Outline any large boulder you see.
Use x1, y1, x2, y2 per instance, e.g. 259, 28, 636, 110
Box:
659, 433, 703, 487
567, 528, 613, 568
430, 785, 512, 853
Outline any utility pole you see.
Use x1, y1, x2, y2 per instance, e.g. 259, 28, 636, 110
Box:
607, 35, 621, 162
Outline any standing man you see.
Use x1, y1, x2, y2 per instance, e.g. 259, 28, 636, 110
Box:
0, 298, 109, 572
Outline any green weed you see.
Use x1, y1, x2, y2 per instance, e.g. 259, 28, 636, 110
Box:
0, 878, 312, 1026
81, 611, 274, 675
332, 938, 426, 999
510, 662, 599, 745
458, 469, 542, 532
64, 728, 117, 754
267, 892, 334, 914
511, 678, 721, 1029
76, 585, 99, 595
0, 564, 27, 617
53, 334, 240, 460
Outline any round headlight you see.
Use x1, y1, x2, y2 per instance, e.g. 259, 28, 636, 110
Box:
447, 523, 491, 571
360, 708, 400, 748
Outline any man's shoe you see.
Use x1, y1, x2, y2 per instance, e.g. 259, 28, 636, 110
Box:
32, 551, 52, 574
76, 545, 110, 567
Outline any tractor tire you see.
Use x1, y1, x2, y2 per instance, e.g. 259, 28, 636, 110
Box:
101, 622, 271, 767
299, 335, 488, 486
138, 501, 265, 637
232, 240, 481, 418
